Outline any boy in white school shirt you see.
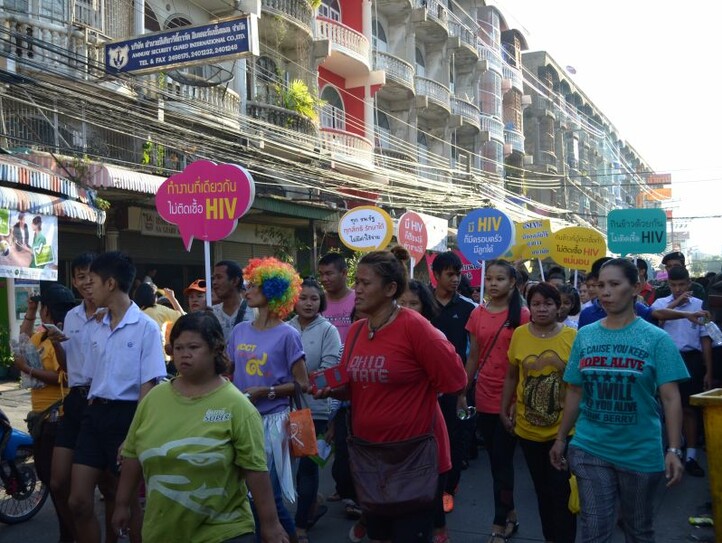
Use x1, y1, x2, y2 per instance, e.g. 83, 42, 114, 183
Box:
68, 251, 167, 543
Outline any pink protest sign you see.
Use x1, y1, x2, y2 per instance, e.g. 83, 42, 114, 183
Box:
397, 211, 428, 263
425, 250, 483, 287
156, 161, 255, 250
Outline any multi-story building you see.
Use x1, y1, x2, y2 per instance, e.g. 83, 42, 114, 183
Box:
521, 51, 658, 232
0, 0, 660, 294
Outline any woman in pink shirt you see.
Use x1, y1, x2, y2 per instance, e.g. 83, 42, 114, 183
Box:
461, 259, 530, 543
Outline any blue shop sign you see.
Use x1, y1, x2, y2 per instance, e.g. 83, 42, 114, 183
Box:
105, 15, 257, 75
457, 208, 515, 263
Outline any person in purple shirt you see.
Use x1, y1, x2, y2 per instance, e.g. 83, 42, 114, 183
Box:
226, 257, 309, 542
578, 259, 708, 329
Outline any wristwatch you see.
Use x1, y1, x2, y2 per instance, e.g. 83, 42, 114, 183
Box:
666, 447, 684, 460
267, 386, 276, 400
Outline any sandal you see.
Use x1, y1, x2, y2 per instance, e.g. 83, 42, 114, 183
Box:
504, 519, 519, 538
343, 500, 363, 519
327, 492, 341, 502
487, 533, 507, 543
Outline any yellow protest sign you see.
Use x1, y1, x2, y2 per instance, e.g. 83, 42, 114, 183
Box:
550, 227, 606, 272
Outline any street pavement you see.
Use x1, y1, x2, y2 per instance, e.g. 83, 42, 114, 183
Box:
0, 380, 715, 542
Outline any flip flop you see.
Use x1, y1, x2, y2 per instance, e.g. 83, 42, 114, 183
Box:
307, 504, 328, 529
504, 519, 519, 538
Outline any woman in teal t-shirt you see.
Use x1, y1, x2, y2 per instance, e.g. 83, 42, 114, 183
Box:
550, 258, 688, 543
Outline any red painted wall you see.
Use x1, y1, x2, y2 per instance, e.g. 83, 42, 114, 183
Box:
341, 0, 363, 33
318, 67, 366, 137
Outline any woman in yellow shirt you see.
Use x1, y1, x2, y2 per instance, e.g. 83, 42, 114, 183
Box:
501, 282, 577, 543
15, 283, 77, 542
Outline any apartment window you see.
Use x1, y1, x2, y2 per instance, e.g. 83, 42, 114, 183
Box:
372, 19, 388, 52
321, 86, 345, 130
376, 111, 391, 149
415, 47, 425, 78
255, 56, 279, 103
320, 0, 341, 21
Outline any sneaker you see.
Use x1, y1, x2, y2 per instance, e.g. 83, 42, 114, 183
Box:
432, 533, 451, 543
442, 492, 454, 513
349, 520, 367, 542
686, 458, 705, 477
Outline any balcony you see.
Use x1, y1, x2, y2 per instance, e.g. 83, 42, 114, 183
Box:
321, 128, 375, 169
504, 127, 525, 155
376, 0, 413, 19
451, 97, 480, 133
502, 63, 523, 93
162, 77, 241, 129
2, 13, 104, 79
412, 0, 449, 43
261, 0, 315, 36
448, 15, 479, 65
415, 76, 451, 121
480, 115, 504, 143
316, 17, 371, 80
479, 43, 503, 75
374, 51, 415, 101
246, 101, 318, 136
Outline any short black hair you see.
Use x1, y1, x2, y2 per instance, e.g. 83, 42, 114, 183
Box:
662, 251, 685, 266
133, 283, 156, 309
458, 274, 474, 297
668, 265, 690, 282
636, 259, 648, 272
71, 252, 97, 276
406, 279, 440, 320
601, 258, 639, 286
300, 277, 327, 313
547, 266, 566, 281
215, 260, 244, 291
170, 311, 229, 375
591, 257, 613, 276
90, 251, 136, 293
558, 284, 581, 316
318, 252, 348, 271
526, 282, 562, 309
432, 251, 462, 274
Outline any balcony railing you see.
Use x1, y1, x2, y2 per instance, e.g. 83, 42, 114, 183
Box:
414, 0, 449, 31
320, 128, 374, 166
448, 15, 477, 55
246, 101, 318, 136
480, 115, 504, 142
479, 43, 503, 74
504, 128, 525, 154
164, 77, 241, 117
502, 63, 523, 92
262, 0, 314, 35
373, 51, 415, 91
452, 98, 480, 129
74, 1, 102, 31
316, 17, 370, 67
415, 76, 451, 111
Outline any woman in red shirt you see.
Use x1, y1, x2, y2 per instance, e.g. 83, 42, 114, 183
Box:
461, 259, 530, 543
321, 250, 466, 542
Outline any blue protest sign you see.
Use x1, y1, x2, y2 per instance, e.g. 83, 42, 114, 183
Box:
607, 208, 667, 255
457, 209, 515, 263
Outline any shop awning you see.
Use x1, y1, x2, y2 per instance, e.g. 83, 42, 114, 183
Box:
0, 154, 95, 204
91, 164, 166, 194
0, 186, 104, 223
253, 196, 339, 221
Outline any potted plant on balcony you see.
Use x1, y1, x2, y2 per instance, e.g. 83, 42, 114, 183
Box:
276, 79, 324, 123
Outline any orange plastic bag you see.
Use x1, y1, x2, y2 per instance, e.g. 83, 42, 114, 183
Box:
288, 383, 318, 457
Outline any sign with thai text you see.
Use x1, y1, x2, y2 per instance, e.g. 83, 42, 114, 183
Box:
397, 211, 428, 262
105, 15, 258, 75
156, 161, 255, 251
607, 208, 667, 255
338, 206, 393, 252
550, 227, 606, 272
457, 208, 514, 263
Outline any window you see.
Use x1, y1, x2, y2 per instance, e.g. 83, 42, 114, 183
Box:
415, 47, 425, 78
166, 16, 193, 29
376, 111, 391, 148
320, 86, 345, 130
254, 56, 279, 102
372, 19, 388, 52
319, 0, 341, 21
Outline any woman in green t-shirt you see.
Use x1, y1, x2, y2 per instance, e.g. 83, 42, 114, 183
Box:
112, 312, 289, 543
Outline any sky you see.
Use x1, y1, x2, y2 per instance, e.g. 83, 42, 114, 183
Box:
490, 0, 722, 257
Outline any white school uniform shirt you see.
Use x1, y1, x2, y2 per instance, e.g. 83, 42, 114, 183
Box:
650, 295, 709, 352
62, 301, 101, 387
86, 302, 167, 401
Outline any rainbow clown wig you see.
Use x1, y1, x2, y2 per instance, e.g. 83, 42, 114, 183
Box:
243, 257, 302, 319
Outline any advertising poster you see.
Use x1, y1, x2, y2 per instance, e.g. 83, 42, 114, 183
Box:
0, 209, 59, 280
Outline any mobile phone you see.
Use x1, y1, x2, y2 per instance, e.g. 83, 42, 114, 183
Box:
43, 323, 63, 334
309, 366, 348, 393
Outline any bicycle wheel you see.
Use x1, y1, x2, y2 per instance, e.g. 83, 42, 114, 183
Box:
0, 446, 49, 524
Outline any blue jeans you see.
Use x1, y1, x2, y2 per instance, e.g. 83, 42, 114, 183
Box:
569, 446, 663, 543
295, 420, 327, 529
251, 460, 295, 542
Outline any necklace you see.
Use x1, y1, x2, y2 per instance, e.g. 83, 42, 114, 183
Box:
532, 322, 558, 338
368, 305, 398, 340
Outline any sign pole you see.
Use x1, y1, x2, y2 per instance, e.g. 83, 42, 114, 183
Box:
410, 257, 415, 279
204, 241, 213, 308
574, 269, 578, 289
480, 261, 486, 301
538, 258, 545, 282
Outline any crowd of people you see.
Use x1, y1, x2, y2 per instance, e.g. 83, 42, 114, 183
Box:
11, 246, 722, 543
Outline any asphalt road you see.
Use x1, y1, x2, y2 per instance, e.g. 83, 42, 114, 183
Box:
0, 381, 715, 542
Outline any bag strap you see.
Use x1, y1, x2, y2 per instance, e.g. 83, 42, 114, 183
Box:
477, 319, 508, 374
233, 300, 248, 327
290, 381, 309, 411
